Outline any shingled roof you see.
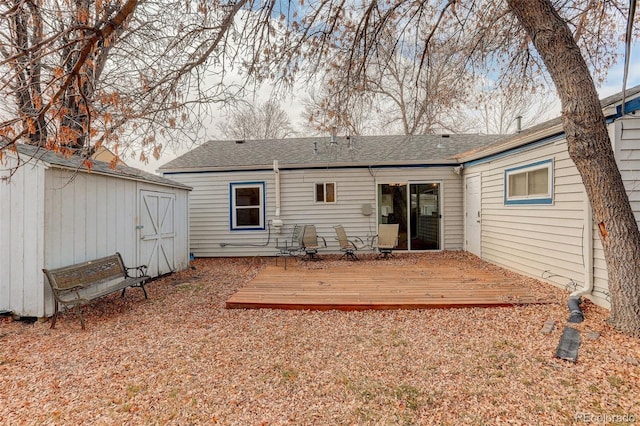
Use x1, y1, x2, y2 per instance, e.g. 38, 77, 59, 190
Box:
5, 143, 191, 190
158, 84, 640, 173
159, 133, 506, 172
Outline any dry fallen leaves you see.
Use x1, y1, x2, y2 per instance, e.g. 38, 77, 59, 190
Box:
0, 252, 638, 425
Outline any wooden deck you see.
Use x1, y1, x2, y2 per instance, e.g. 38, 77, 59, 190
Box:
226, 254, 556, 310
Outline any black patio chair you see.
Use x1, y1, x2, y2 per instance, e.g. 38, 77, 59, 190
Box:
275, 224, 304, 269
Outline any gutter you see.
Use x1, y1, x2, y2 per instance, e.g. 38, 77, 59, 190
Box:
573, 193, 594, 299
458, 123, 565, 163
159, 160, 461, 174
567, 176, 596, 323
272, 160, 283, 231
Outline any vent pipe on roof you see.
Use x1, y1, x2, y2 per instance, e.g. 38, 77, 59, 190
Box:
330, 126, 337, 145
515, 116, 523, 133
437, 134, 448, 148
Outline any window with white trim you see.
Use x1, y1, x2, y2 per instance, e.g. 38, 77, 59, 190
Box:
230, 182, 265, 230
315, 182, 336, 203
504, 159, 553, 205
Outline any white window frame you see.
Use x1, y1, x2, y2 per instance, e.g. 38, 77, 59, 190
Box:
230, 182, 265, 230
504, 159, 554, 205
314, 182, 337, 204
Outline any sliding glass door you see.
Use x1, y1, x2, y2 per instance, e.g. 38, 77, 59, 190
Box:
378, 184, 408, 249
409, 183, 440, 250
378, 182, 440, 251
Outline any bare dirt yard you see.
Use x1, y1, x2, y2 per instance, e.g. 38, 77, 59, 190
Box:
1, 252, 639, 425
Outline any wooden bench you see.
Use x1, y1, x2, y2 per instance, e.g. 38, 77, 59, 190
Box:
43, 253, 150, 329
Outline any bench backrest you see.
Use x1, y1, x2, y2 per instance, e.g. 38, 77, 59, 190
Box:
44, 254, 126, 291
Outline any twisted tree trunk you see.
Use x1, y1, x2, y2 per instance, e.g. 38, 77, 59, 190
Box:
507, 0, 640, 336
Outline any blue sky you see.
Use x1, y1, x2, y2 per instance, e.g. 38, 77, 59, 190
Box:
535, 42, 640, 119
598, 43, 640, 97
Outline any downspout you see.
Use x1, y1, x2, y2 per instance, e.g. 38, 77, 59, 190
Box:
568, 192, 594, 322
272, 160, 283, 232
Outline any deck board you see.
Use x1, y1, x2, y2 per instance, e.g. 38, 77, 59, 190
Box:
226, 255, 556, 310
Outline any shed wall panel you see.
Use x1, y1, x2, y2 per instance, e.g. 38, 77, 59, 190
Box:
45, 169, 137, 267
43, 170, 138, 314
0, 157, 46, 317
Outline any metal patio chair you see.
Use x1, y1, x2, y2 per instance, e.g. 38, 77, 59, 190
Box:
301, 224, 327, 261
275, 224, 304, 269
333, 225, 367, 260
372, 223, 400, 258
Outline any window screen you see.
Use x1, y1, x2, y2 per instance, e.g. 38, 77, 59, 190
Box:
505, 160, 553, 205
230, 182, 265, 229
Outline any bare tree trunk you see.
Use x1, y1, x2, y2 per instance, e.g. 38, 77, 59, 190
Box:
60, 0, 114, 150
507, 0, 640, 336
11, 0, 47, 146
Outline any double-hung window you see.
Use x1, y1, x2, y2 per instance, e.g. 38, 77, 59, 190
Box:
504, 159, 553, 205
230, 182, 265, 230
315, 182, 336, 203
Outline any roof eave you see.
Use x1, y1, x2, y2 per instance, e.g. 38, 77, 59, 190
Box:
160, 159, 461, 174
49, 163, 192, 190
3, 146, 53, 170
458, 123, 565, 163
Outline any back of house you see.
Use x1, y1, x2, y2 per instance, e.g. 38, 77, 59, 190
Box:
159, 85, 640, 310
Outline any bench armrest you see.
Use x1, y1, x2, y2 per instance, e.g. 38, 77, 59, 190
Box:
126, 264, 148, 278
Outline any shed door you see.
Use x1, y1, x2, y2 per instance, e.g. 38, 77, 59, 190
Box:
465, 174, 481, 257
139, 190, 175, 276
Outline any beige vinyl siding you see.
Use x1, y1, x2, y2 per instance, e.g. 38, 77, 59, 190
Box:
372, 167, 464, 250
166, 166, 462, 257
171, 171, 275, 257
169, 168, 377, 257
466, 137, 589, 292
466, 116, 640, 309
616, 116, 640, 225
283, 169, 378, 249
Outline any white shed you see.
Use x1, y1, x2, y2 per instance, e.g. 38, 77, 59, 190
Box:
0, 144, 191, 318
